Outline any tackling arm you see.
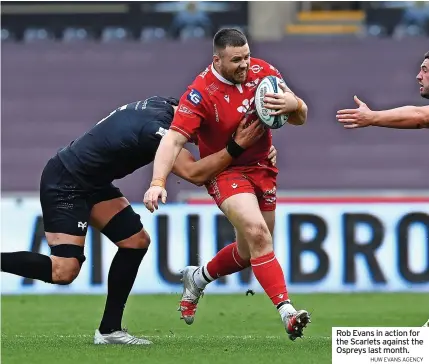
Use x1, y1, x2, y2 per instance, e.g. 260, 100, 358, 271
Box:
172, 148, 232, 186
172, 115, 266, 186
151, 129, 188, 185
372, 105, 429, 129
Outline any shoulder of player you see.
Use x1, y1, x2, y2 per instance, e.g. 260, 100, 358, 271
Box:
184, 70, 215, 106
250, 57, 279, 76
188, 65, 213, 90
251, 57, 274, 68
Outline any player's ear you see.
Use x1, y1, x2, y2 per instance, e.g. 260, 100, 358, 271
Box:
213, 53, 221, 66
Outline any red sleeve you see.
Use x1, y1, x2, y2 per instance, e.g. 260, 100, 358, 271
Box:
266, 62, 284, 80
252, 57, 284, 80
170, 86, 207, 142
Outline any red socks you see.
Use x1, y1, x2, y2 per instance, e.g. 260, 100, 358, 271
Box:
199, 244, 289, 308
250, 251, 289, 306
206, 242, 250, 278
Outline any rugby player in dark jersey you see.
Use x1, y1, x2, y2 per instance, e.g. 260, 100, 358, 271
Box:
337, 51, 429, 129
1, 96, 274, 344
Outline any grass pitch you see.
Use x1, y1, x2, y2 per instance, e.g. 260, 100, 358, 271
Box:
2, 293, 428, 364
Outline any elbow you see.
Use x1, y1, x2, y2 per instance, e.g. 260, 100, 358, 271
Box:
294, 115, 307, 126
418, 109, 429, 128
188, 174, 206, 186
182, 169, 207, 186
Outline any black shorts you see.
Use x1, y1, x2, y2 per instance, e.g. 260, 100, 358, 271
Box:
40, 155, 123, 236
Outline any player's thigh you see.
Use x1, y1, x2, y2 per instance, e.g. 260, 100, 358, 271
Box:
40, 155, 90, 247
206, 169, 254, 210
220, 192, 271, 249
40, 156, 89, 278
89, 187, 149, 249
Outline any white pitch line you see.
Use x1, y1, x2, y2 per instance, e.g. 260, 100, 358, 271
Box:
2, 334, 331, 340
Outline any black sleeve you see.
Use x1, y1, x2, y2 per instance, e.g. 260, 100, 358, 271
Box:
138, 119, 168, 154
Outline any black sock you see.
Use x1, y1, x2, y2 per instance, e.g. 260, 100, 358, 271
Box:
99, 248, 147, 334
1, 251, 52, 283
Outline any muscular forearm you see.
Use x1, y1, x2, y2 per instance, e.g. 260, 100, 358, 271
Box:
152, 132, 186, 182
372, 106, 429, 129
287, 98, 308, 126
186, 149, 233, 186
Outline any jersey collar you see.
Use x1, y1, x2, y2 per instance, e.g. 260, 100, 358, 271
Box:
211, 63, 244, 93
211, 64, 235, 85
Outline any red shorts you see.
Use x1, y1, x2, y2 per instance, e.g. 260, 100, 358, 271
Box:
205, 163, 278, 211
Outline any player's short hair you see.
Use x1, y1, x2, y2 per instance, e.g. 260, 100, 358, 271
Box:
424, 51, 429, 60
213, 28, 247, 55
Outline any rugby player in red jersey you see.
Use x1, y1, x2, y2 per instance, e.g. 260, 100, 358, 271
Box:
144, 28, 309, 340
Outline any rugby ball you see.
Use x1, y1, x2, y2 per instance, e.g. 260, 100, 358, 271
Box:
255, 75, 289, 129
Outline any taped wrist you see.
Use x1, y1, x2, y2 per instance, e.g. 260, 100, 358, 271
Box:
226, 138, 245, 158
150, 177, 166, 188
285, 90, 303, 112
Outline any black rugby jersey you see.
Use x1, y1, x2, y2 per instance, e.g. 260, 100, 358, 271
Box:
58, 96, 178, 189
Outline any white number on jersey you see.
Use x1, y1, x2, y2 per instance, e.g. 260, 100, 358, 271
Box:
96, 104, 128, 125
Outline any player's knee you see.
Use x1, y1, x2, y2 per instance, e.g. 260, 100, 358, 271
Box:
138, 228, 151, 248
50, 256, 81, 285
115, 228, 151, 249
243, 222, 272, 254
101, 205, 148, 248
50, 244, 85, 284
123, 228, 151, 249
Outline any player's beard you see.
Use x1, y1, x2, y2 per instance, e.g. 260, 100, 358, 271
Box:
421, 86, 429, 99
234, 67, 248, 83
224, 66, 247, 84
219, 64, 248, 84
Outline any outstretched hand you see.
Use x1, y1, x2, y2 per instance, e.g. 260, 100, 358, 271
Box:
336, 96, 374, 129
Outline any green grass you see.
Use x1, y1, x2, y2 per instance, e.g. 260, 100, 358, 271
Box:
2, 293, 428, 364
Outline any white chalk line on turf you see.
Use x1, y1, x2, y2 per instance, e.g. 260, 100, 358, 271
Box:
2, 334, 331, 340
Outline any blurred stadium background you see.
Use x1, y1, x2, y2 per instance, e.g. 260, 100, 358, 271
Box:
1, 1, 428, 363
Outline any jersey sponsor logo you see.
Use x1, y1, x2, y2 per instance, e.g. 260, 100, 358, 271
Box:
205, 82, 219, 95
178, 104, 193, 115
78, 221, 87, 231
213, 104, 219, 123
262, 186, 277, 204
250, 65, 263, 73
187, 89, 202, 105
237, 97, 255, 113
199, 67, 209, 78
141, 96, 160, 109
155, 127, 168, 137
245, 78, 260, 89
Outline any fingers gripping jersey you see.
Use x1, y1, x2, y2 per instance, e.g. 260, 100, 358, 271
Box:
58, 96, 177, 189
171, 58, 284, 166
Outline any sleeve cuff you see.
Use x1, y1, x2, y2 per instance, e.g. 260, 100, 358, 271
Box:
170, 125, 193, 141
